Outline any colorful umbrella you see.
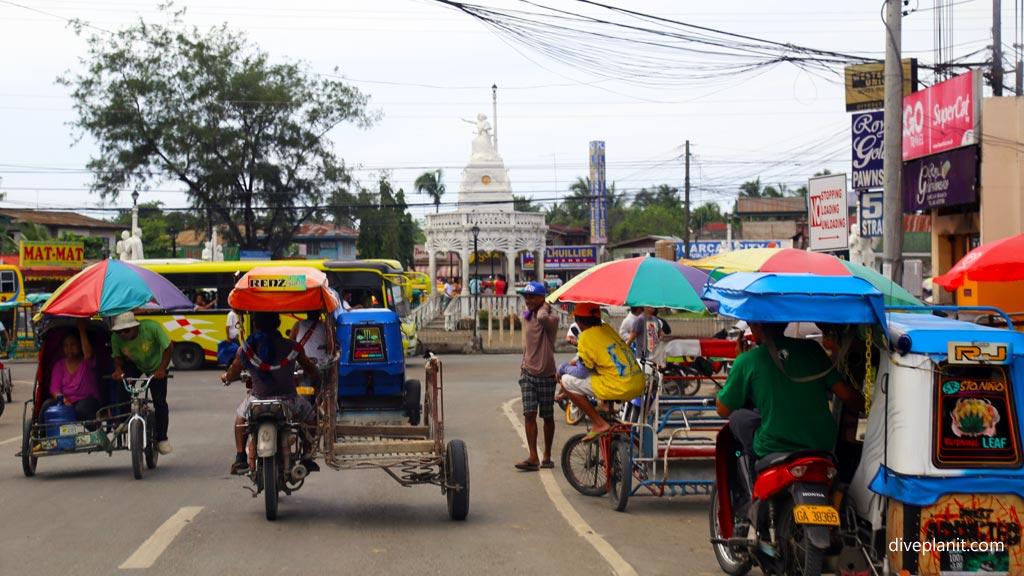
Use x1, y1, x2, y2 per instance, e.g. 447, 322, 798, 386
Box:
933, 233, 1024, 290
38, 259, 192, 318
546, 257, 714, 312
690, 247, 922, 307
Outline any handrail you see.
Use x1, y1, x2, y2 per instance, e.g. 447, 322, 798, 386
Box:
885, 305, 1015, 330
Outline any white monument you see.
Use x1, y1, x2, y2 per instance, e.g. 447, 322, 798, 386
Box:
202, 229, 224, 262
116, 230, 130, 260
456, 113, 514, 212
129, 229, 144, 260
848, 224, 875, 269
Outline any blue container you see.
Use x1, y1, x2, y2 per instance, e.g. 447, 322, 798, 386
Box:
45, 399, 77, 451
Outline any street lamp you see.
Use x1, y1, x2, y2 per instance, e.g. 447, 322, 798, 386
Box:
130, 190, 140, 238
471, 225, 480, 344
168, 226, 177, 258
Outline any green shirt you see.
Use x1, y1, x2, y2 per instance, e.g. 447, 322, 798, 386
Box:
717, 336, 841, 457
112, 320, 171, 374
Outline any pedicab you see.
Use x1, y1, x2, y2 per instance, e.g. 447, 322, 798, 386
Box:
17, 259, 192, 479
705, 272, 1024, 576
226, 266, 469, 521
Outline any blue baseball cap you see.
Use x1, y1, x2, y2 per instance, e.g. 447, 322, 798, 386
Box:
519, 281, 547, 296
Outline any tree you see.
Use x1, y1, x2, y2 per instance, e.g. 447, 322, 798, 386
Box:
414, 169, 446, 213
0, 222, 51, 254
793, 169, 833, 197
354, 174, 416, 267
691, 201, 724, 238
513, 195, 542, 213
60, 5, 376, 258
739, 178, 763, 198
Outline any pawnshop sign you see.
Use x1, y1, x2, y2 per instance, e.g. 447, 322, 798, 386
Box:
902, 70, 981, 161
851, 111, 884, 189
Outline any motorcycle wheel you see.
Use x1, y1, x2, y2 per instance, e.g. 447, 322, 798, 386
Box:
776, 498, 825, 576
22, 417, 37, 477
262, 456, 279, 521
608, 437, 631, 512
708, 486, 753, 576
560, 432, 608, 496
130, 419, 144, 480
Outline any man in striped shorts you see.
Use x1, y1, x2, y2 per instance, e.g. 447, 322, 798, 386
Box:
516, 281, 560, 471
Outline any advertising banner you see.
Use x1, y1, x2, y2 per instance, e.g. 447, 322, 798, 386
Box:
859, 190, 883, 238
902, 145, 978, 212
589, 141, 607, 245
852, 111, 884, 189
807, 173, 850, 252
675, 240, 789, 261
20, 241, 84, 267
522, 245, 598, 270
844, 59, 918, 112
903, 70, 981, 161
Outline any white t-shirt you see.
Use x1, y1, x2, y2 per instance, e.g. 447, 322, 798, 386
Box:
226, 310, 239, 340
618, 312, 639, 341
294, 318, 330, 364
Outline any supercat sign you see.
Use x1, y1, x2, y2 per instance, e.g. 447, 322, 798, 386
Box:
246, 275, 305, 290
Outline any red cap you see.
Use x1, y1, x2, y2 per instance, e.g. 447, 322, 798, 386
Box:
573, 302, 601, 318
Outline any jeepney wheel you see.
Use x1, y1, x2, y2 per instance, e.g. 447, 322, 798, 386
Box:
22, 417, 37, 477
262, 456, 279, 521
144, 411, 158, 470
130, 419, 144, 480
171, 343, 205, 371
404, 379, 422, 426
561, 432, 608, 496
777, 498, 825, 576
608, 437, 631, 512
709, 486, 753, 576
445, 439, 470, 521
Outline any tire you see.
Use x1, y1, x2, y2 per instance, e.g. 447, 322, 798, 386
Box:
262, 456, 279, 521
560, 432, 608, 496
22, 417, 37, 477
130, 419, 144, 480
445, 439, 470, 521
404, 379, 422, 426
565, 403, 582, 425
171, 342, 205, 371
0, 394, 5, 419
4, 368, 11, 403
709, 486, 753, 576
144, 411, 158, 470
608, 437, 631, 512
776, 498, 826, 576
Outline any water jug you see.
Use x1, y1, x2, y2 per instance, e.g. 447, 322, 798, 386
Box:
44, 396, 77, 451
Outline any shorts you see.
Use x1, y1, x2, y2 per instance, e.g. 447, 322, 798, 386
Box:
237, 393, 314, 422
519, 370, 556, 418
560, 373, 595, 398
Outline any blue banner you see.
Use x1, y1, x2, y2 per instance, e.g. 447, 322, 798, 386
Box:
858, 190, 883, 238
589, 141, 607, 244
851, 111, 884, 190
676, 240, 787, 261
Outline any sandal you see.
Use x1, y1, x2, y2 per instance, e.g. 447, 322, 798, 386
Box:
582, 429, 610, 443
540, 460, 555, 469
515, 460, 540, 471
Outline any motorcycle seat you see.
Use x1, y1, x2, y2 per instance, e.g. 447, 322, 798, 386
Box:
755, 450, 834, 474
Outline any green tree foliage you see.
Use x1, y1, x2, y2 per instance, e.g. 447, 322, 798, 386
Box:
0, 222, 51, 254
793, 169, 833, 197
414, 169, 446, 213
513, 195, 542, 212
546, 177, 625, 232
56, 231, 108, 260
59, 5, 376, 258
354, 175, 416, 268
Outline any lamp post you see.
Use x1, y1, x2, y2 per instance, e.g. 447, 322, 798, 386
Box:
471, 225, 480, 345
168, 226, 177, 258
130, 190, 140, 237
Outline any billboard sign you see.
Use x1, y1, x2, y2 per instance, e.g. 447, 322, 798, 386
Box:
588, 141, 607, 245
902, 145, 978, 212
851, 111, 884, 189
902, 70, 981, 161
20, 241, 84, 267
522, 245, 598, 271
844, 59, 918, 112
859, 190, 883, 238
808, 173, 850, 252
675, 240, 789, 261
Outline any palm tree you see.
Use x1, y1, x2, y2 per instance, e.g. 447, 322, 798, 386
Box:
414, 169, 446, 213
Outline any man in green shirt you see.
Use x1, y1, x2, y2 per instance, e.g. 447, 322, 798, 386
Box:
716, 322, 863, 516
111, 312, 174, 455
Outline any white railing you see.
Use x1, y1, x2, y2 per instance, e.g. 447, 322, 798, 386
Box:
443, 294, 572, 333
409, 293, 444, 329
425, 211, 547, 230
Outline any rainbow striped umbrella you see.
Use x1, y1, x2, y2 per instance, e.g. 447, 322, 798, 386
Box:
690, 248, 921, 307
39, 259, 193, 318
546, 257, 713, 312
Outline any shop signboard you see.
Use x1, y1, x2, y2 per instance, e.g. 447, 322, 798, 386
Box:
859, 190, 883, 238
20, 241, 84, 267
844, 59, 918, 112
589, 141, 607, 245
807, 173, 849, 252
902, 146, 978, 212
675, 240, 789, 261
522, 245, 598, 270
903, 70, 981, 161
852, 111, 884, 189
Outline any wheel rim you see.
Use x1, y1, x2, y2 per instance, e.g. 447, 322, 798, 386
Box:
564, 436, 606, 495
711, 489, 745, 567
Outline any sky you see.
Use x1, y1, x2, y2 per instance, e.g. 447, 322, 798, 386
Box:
0, 0, 1011, 225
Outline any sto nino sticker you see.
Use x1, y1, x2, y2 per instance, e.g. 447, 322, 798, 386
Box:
934, 364, 1021, 468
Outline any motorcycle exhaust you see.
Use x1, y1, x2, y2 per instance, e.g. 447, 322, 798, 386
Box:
290, 463, 308, 482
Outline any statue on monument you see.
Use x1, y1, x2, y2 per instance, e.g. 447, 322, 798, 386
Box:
128, 229, 144, 260
463, 113, 497, 161
848, 224, 875, 269
116, 231, 131, 260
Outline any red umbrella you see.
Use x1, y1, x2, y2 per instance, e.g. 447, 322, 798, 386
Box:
933, 233, 1024, 290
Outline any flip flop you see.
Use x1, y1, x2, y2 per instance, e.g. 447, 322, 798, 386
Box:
540, 460, 555, 469
515, 460, 540, 471
582, 429, 610, 443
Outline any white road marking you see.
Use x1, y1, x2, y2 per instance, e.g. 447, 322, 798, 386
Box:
0, 436, 20, 446
502, 397, 638, 576
119, 506, 203, 569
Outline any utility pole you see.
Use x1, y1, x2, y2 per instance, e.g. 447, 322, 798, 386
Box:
684, 140, 691, 260
882, 0, 905, 283
994, 0, 1003, 95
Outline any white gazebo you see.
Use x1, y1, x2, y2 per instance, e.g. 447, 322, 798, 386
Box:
424, 113, 548, 290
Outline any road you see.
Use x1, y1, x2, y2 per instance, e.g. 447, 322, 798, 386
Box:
0, 354, 726, 576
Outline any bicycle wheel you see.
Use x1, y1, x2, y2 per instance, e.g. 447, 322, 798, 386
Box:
608, 437, 631, 512
565, 403, 583, 425
144, 411, 158, 469
130, 419, 144, 480
560, 432, 607, 496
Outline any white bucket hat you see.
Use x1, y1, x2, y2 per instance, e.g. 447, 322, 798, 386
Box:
111, 312, 140, 332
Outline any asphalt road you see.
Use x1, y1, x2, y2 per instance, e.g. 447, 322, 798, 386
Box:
0, 354, 729, 576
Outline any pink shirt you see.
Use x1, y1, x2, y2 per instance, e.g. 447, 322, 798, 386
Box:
50, 356, 99, 404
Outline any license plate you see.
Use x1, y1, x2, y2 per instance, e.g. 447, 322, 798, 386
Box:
793, 504, 840, 526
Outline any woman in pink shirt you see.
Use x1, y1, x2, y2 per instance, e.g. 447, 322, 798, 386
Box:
41, 320, 100, 424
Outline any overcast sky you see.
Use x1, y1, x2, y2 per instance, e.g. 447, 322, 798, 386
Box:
0, 0, 1007, 223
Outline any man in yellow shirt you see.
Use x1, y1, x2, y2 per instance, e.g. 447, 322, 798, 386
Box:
557, 302, 646, 440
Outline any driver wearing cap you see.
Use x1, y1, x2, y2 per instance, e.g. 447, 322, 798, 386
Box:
110, 311, 174, 455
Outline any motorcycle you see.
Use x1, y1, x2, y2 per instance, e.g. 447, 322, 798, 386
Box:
246, 393, 312, 521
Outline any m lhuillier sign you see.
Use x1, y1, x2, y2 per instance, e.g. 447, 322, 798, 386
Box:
808, 173, 849, 252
